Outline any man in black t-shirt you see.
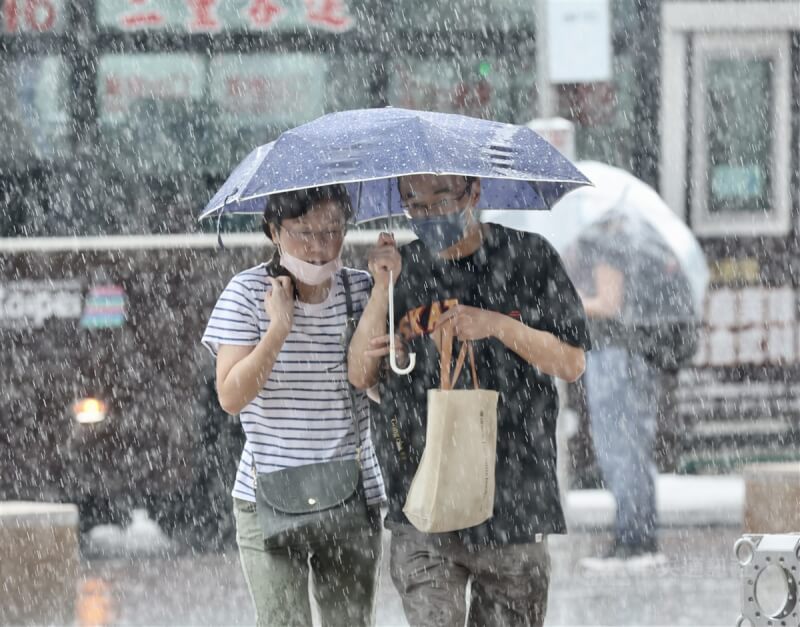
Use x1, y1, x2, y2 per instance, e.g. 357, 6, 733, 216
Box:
348, 174, 591, 626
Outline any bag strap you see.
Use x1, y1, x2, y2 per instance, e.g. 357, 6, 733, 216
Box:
339, 269, 363, 467
438, 320, 479, 391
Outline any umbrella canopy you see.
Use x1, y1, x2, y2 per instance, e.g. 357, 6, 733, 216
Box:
482, 161, 709, 323
199, 107, 591, 222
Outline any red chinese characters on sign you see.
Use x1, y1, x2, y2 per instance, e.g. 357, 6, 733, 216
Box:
2, 0, 57, 33
102, 73, 196, 115
224, 75, 296, 114
119, 0, 165, 29
104, 0, 355, 33
305, 0, 352, 31
244, 0, 353, 31
246, 0, 283, 28
186, 0, 221, 32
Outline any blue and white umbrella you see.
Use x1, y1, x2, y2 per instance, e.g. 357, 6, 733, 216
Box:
200, 107, 590, 222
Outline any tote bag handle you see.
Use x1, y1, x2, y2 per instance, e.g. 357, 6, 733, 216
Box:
439, 320, 479, 391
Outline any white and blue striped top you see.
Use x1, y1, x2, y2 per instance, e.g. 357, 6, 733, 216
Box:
201, 263, 386, 506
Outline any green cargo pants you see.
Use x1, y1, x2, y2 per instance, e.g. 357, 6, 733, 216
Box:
233, 498, 383, 627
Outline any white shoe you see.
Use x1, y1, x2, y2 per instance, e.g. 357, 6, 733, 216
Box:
579, 549, 668, 573
623, 551, 668, 571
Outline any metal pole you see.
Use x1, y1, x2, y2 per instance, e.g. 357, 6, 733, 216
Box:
535, 0, 556, 117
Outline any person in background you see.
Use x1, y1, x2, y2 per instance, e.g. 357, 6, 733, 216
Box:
570, 217, 666, 570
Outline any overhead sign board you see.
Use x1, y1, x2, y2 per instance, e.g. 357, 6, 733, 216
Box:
547, 0, 612, 84
96, 0, 355, 33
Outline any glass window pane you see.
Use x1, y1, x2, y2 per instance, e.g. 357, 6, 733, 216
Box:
388, 0, 535, 30
387, 55, 536, 123
206, 53, 372, 172
705, 58, 773, 214
97, 53, 207, 175
0, 56, 71, 165
97, 52, 372, 176
92, 52, 372, 234
558, 50, 637, 169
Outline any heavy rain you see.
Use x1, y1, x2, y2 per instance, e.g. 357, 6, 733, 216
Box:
1, 1, 798, 626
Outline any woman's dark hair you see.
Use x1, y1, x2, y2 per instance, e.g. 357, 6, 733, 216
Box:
262, 184, 353, 240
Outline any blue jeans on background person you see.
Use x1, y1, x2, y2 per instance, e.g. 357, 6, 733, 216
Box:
584, 346, 660, 552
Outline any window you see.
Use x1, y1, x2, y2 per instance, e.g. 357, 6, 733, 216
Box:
558, 50, 637, 169
96, 52, 372, 177
690, 33, 791, 236
388, 0, 536, 31
89, 51, 373, 234
97, 53, 208, 176
387, 55, 537, 124
555, 0, 642, 171
0, 56, 70, 165
706, 59, 772, 215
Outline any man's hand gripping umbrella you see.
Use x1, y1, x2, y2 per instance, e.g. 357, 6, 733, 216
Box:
364, 232, 416, 375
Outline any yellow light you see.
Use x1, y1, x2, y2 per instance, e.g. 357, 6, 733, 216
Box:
73, 398, 108, 424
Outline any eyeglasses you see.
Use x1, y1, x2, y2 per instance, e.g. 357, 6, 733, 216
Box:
401, 184, 471, 218
280, 224, 347, 244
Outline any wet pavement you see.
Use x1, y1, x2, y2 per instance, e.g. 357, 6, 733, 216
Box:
80, 523, 742, 626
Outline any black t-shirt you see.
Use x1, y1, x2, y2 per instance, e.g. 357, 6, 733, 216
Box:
373, 224, 591, 546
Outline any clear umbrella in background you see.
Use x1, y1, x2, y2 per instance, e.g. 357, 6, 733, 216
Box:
482, 160, 710, 368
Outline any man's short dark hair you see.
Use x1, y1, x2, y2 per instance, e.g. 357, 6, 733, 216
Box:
396, 175, 477, 198
262, 184, 353, 240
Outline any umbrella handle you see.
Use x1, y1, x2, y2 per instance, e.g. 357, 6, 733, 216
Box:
388, 271, 416, 375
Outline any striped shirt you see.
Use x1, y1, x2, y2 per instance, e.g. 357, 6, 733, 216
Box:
201, 263, 386, 506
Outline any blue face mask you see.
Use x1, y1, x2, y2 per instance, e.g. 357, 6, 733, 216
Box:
409, 208, 472, 252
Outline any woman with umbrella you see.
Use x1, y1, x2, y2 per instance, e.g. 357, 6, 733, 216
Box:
201, 185, 385, 626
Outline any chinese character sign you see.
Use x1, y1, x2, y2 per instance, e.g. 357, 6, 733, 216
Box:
1, 0, 66, 34
96, 0, 354, 33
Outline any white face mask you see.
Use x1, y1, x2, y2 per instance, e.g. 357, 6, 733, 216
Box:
279, 249, 342, 285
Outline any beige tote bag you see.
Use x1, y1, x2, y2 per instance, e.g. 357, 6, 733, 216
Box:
403, 321, 499, 533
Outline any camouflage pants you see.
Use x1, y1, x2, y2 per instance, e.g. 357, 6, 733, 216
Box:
233, 498, 382, 627
389, 525, 550, 627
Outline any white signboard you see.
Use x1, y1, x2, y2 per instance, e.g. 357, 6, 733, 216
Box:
547, 0, 611, 84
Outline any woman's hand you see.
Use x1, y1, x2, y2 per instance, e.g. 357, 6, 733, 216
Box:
368, 232, 402, 289
265, 276, 294, 337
